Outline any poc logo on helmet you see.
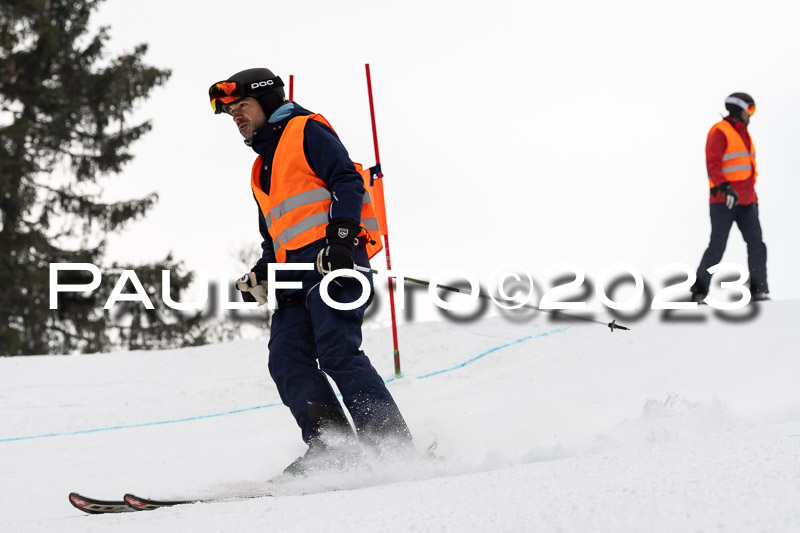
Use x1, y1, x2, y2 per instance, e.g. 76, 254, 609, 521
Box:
251, 80, 274, 89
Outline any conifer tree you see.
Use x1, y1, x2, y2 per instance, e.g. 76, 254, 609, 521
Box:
0, 0, 216, 355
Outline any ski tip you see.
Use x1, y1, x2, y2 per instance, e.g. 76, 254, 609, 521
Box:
123, 493, 148, 510
124, 493, 195, 510
69, 492, 132, 514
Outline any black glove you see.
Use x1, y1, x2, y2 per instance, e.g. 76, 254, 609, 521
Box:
316, 219, 361, 275
716, 181, 739, 209
235, 264, 270, 305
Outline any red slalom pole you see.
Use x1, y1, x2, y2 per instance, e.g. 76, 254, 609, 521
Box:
365, 65, 382, 176
365, 63, 402, 376
289, 74, 294, 102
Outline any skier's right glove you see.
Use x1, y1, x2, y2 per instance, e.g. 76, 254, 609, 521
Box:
716, 181, 739, 209
236, 264, 269, 306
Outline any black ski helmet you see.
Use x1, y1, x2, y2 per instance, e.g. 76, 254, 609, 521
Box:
209, 67, 286, 116
725, 92, 755, 116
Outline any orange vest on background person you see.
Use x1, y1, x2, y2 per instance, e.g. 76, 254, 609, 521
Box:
250, 113, 383, 263
707, 120, 757, 188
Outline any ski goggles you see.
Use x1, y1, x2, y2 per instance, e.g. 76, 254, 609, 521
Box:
208, 77, 284, 114
725, 96, 756, 116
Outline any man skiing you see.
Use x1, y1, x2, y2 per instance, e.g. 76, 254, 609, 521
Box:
208, 68, 412, 474
690, 92, 769, 303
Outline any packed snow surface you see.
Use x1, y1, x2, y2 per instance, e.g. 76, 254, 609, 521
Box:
2, 301, 800, 532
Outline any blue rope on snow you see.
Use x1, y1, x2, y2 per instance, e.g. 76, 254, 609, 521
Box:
388, 327, 569, 382
0, 327, 569, 443
0, 403, 284, 443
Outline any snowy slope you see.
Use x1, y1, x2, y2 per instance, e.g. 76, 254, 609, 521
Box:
2, 302, 800, 532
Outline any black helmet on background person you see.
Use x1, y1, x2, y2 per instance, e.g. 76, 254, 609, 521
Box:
725, 92, 755, 116
208, 68, 286, 116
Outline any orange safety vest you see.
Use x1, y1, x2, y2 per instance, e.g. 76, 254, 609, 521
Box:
707, 120, 757, 188
250, 114, 383, 263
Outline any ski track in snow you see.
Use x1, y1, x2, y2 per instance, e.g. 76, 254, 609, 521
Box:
1, 301, 800, 532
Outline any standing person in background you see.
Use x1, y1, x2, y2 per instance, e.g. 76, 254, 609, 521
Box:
691, 92, 769, 303
208, 68, 412, 475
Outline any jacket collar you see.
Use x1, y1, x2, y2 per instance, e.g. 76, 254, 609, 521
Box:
725, 116, 748, 133
246, 103, 314, 155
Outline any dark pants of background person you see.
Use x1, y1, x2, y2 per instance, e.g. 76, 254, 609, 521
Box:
691, 203, 769, 295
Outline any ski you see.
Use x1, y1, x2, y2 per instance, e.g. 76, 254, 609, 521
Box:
69, 492, 133, 514
70, 491, 273, 515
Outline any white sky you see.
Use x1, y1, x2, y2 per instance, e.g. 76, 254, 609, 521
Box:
88, 0, 800, 318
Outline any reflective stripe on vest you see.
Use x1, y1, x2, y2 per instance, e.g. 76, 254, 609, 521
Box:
707, 120, 757, 187
250, 114, 384, 262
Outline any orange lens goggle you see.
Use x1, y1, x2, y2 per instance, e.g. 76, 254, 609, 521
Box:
746, 104, 756, 115
209, 81, 244, 114
208, 76, 284, 114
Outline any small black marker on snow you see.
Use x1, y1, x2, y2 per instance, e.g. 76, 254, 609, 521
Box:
608, 320, 630, 332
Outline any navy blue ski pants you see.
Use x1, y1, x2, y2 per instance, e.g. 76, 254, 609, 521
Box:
692, 203, 769, 294
268, 270, 404, 444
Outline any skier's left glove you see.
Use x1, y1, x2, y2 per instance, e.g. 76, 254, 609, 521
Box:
236, 264, 269, 305
316, 219, 361, 275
